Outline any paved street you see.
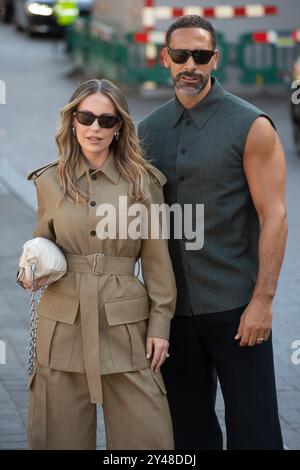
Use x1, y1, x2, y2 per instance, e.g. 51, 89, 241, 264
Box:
0, 23, 299, 450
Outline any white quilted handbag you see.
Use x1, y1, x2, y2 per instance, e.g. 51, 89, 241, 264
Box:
17, 237, 67, 286
16, 237, 67, 375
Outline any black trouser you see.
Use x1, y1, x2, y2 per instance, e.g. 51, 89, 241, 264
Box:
161, 306, 283, 450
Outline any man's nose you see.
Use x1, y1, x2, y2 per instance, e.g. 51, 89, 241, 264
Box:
184, 55, 197, 71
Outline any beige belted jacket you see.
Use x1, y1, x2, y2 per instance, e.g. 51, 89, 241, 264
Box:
27, 153, 177, 404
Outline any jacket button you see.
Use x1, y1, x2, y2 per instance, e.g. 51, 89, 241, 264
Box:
179, 176, 185, 181
90, 201, 96, 207
90, 230, 96, 236
91, 174, 97, 180
181, 148, 186, 154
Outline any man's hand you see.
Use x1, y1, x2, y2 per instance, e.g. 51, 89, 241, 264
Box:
235, 300, 272, 347
146, 337, 170, 372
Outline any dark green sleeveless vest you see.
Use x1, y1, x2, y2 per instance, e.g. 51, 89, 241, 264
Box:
138, 77, 275, 315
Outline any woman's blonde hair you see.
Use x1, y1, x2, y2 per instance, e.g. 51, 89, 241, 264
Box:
55, 79, 154, 204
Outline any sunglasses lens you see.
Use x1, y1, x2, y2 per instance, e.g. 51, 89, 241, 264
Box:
76, 111, 95, 126
170, 49, 190, 64
193, 50, 214, 64
75, 112, 120, 128
99, 115, 120, 128
169, 48, 214, 65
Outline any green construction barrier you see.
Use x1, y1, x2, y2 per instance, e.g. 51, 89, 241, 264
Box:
70, 18, 128, 81
215, 32, 229, 83
238, 32, 300, 85
88, 24, 126, 81
69, 16, 90, 69
123, 35, 170, 86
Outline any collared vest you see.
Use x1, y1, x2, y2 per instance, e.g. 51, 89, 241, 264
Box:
138, 77, 275, 315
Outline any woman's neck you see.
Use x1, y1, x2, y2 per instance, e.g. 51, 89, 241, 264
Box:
83, 149, 110, 170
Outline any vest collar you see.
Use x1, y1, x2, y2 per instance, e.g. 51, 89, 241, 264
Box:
170, 77, 226, 129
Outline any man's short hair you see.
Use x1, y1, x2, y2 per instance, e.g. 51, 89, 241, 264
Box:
165, 15, 217, 50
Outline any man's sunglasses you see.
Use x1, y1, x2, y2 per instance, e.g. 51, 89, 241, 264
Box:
167, 47, 215, 65
74, 111, 122, 128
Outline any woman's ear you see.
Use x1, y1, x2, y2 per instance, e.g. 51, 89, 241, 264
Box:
72, 113, 76, 130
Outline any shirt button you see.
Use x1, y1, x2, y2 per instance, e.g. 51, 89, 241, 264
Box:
91, 174, 97, 180
90, 201, 96, 207
90, 230, 96, 236
181, 149, 186, 154
186, 120, 191, 126
179, 176, 185, 181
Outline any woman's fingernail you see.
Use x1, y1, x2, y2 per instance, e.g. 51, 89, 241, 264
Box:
146, 353, 150, 359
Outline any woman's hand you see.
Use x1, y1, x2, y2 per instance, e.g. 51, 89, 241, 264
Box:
146, 337, 170, 373
22, 275, 49, 291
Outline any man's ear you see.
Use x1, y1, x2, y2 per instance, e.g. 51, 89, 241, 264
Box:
212, 49, 219, 71
161, 47, 170, 69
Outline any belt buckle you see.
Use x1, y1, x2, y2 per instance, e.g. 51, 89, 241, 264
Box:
92, 253, 105, 275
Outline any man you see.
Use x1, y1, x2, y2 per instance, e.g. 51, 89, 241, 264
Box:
53, 0, 79, 52
53, 0, 79, 27
138, 15, 287, 450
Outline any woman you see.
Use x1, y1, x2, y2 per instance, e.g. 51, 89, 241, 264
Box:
23, 79, 176, 450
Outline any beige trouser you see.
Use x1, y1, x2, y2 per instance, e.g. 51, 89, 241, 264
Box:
28, 367, 174, 450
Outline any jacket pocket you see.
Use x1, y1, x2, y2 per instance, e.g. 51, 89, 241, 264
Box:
104, 294, 150, 326
36, 290, 80, 371
38, 290, 79, 325
45, 272, 79, 299
102, 295, 150, 374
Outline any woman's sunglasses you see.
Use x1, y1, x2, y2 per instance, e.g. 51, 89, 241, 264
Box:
167, 47, 215, 65
74, 111, 122, 129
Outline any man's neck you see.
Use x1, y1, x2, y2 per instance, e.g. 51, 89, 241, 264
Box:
175, 78, 212, 109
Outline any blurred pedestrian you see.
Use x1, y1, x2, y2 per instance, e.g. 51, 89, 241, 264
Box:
23, 78, 176, 449
138, 15, 287, 450
291, 56, 300, 154
53, 0, 79, 52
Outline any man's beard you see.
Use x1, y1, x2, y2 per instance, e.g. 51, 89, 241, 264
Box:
173, 71, 210, 96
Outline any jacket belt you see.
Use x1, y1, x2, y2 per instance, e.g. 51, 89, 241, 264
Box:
65, 253, 136, 404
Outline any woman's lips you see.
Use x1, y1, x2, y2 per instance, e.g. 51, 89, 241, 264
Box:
87, 137, 102, 143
